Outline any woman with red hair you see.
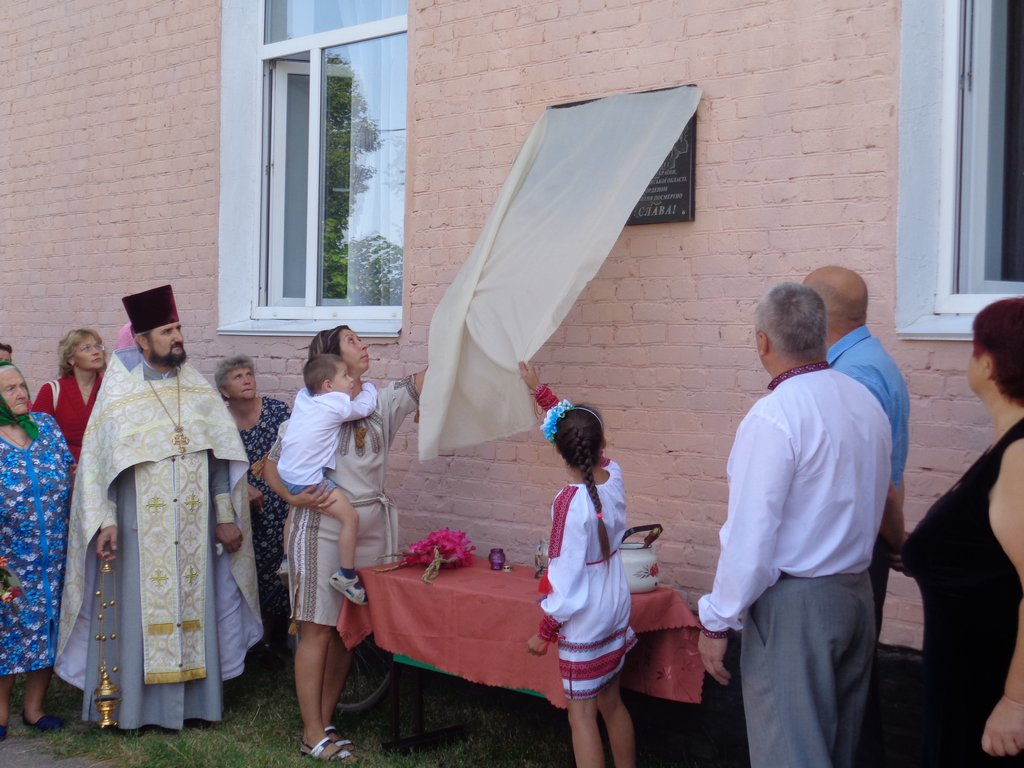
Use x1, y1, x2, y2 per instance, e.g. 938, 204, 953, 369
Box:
904, 298, 1024, 765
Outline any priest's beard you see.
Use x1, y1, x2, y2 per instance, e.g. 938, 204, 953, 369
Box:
149, 344, 187, 369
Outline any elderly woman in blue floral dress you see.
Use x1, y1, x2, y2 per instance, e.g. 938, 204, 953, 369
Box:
216, 354, 292, 664
0, 361, 73, 740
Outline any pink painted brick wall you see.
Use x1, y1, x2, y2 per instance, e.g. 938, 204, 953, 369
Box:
0, 0, 991, 650
405, 0, 961, 651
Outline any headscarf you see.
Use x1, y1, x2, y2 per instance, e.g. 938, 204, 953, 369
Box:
0, 360, 38, 439
115, 322, 135, 350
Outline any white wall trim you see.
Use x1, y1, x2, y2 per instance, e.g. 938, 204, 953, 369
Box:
896, 0, 1022, 340
218, 0, 264, 331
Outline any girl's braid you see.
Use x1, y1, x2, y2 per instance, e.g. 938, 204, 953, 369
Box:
572, 430, 611, 562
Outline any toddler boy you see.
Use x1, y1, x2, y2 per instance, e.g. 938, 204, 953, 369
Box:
278, 354, 376, 604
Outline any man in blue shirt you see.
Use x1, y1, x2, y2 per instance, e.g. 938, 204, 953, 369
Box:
805, 266, 910, 768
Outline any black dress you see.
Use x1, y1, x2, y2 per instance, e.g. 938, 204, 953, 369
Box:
903, 417, 1024, 767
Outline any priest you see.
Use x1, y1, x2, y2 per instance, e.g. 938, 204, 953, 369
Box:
56, 284, 262, 730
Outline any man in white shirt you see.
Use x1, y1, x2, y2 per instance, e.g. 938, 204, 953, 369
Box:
698, 282, 891, 768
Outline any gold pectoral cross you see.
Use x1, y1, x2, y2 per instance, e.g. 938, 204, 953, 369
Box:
172, 426, 190, 454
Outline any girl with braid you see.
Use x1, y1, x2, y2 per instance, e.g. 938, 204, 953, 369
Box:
520, 362, 637, 768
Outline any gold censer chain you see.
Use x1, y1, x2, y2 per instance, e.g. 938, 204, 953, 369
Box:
93, 559, 121, 728
148, 375, 190, 454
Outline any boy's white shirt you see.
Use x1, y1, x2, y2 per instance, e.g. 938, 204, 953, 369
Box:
277, 382, 378, 487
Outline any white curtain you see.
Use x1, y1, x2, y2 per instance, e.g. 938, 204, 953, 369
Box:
419, 85, 702, 461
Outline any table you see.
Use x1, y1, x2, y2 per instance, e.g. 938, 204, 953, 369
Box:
337, 557, 705, 709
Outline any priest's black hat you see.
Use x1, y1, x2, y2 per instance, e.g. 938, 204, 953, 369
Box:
121, 284, 180, 335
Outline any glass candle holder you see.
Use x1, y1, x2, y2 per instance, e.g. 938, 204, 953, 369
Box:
488, 548, 506, 571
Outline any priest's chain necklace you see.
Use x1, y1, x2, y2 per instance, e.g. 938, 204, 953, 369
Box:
148, 374, 190, 454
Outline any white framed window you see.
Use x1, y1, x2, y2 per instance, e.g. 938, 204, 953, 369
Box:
218, 1, 407, 336
898, 0, 1023, 338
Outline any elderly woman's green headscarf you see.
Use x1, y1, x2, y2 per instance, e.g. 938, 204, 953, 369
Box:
0, 360, 38, 439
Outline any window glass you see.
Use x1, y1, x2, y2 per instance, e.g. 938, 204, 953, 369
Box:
283, 71, 310, 299
958, 0, 1024, 291
1000, 1, 1024, 282
266, 0, 406, 43
319, 35, 406, 306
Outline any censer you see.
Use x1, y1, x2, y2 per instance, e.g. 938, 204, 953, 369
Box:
92, 559, 121, 728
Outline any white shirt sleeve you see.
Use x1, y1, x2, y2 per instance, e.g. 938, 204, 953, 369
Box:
349, 381, 378, 421
540, 487, 590, 624
698, 410, 794, 632
317, 383, 377, 426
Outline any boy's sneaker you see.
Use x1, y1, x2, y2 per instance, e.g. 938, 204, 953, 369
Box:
329, 572, 367, 605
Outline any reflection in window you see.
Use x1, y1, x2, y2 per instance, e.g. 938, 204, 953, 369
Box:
320, 37, 405, 306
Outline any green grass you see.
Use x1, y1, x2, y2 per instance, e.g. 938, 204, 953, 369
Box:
9, 661, 714, 767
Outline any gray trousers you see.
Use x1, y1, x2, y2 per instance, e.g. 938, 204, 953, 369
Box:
854, 537, 891, 767
741, 572, 875, 768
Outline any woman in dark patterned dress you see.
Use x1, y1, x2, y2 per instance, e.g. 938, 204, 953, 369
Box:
0, 362, 73, 740
216, 355, 292, 663
903, 298, 1024, 765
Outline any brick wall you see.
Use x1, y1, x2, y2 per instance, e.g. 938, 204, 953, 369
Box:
404, 0, 985, 650
1, 1, 220, 358
0, 0, 991, 649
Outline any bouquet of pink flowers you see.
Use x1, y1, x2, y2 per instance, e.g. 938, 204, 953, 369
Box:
0, 556, 23, 607
379, 528, 475, 583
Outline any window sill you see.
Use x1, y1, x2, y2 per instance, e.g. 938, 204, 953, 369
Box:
217, 317, 401, 338
897, 314, 973, 341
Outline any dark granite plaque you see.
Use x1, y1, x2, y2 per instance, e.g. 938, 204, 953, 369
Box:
627, 115, 696, 225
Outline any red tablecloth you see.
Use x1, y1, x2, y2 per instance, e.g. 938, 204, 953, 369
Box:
337, 557, 704, 708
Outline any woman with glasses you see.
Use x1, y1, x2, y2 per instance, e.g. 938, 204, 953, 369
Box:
32, 329, 106, 463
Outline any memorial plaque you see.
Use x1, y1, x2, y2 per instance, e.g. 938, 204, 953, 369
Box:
627, 115, 696, 225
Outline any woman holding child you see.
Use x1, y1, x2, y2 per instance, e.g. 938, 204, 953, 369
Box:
264, 325, 424, 761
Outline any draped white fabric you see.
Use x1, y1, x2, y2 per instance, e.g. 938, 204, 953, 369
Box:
419, 85, 702, 461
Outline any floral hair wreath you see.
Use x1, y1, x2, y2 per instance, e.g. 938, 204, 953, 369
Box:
540, 400, 603, 443
541, 399, 574, 442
